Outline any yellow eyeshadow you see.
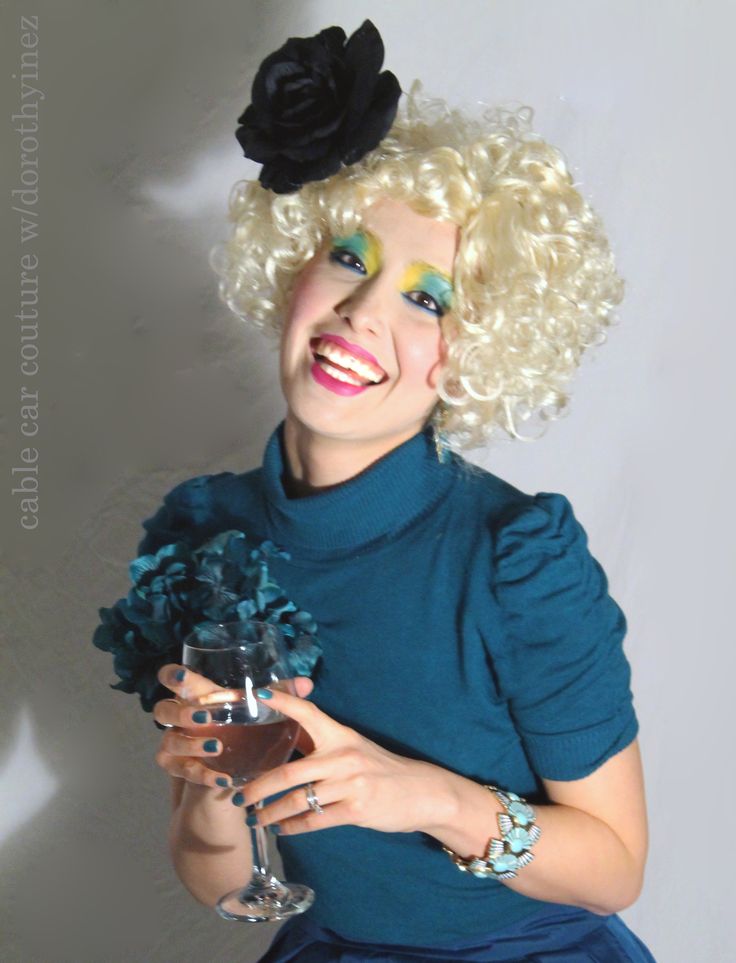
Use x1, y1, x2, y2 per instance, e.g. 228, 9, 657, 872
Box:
399, 262, 454, 311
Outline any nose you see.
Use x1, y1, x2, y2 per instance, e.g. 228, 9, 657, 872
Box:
335, 274, 387, 335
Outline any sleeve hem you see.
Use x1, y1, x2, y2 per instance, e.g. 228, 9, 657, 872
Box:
523, 707, 640, 782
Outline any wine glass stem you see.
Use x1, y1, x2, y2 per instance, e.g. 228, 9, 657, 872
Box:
249, 800, 271, 879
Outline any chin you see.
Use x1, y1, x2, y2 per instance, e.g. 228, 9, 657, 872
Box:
284, 378, 435, 444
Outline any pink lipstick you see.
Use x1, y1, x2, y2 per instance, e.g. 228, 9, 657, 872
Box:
308, 334, 387, 396
310, 360, 373, 395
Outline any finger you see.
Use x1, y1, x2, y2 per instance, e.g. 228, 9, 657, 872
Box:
267, 800, 356, 837
153, 698, 216, 730
253, 778, 351, 828
154, 681, 315, 731
235, 752, 348, 809
154, 747, 233, 789
157, 663, 237, 702
293, 676, 314, 699
254, 685, 339, 743
161, 728, 224, 759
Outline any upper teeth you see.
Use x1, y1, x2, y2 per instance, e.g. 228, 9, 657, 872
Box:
313, 339, 385, 384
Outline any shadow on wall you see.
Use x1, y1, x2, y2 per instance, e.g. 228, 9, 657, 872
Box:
0, 1, 305, 961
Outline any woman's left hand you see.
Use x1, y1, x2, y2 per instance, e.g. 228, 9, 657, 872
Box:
232, 686, 456, 837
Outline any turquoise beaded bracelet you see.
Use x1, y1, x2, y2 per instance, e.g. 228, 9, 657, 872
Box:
441, 784, 541, 880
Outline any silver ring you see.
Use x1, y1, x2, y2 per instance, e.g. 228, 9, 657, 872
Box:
305, 782, 324, 814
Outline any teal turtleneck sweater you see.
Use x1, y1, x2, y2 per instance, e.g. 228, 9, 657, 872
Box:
137, 421, 639, 946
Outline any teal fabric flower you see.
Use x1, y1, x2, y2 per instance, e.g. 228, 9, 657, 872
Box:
93, 530, 322, 716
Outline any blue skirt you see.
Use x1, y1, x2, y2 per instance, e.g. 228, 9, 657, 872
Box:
256, 904, 657, 962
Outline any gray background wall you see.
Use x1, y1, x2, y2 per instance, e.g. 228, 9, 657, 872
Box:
1, 1, 733, 960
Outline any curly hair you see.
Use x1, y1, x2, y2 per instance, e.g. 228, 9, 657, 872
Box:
209, 79, 624, 453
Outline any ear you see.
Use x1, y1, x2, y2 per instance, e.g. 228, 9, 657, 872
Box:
427, 333, 449, 389
428, 360, 444, 390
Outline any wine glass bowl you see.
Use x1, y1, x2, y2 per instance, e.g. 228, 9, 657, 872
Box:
190, 692, 300, 788
182, 622, 300, 788
181, 620, 315, 922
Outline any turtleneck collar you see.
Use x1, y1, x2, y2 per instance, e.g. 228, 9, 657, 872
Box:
260, 420, 458, 559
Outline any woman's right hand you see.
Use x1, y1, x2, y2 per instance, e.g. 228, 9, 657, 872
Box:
153, 662, 315, 789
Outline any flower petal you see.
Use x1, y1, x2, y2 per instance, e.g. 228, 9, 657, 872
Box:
341, 70, 401, 164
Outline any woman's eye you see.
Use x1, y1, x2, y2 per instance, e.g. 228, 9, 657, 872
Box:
403, 290, 444, 317
329, 249, 366, 275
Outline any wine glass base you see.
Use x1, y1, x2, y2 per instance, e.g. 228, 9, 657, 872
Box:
216, 880, 315, 923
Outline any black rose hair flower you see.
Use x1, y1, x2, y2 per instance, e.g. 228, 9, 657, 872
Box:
93, 530, 322, 719
235, 19, 401, 194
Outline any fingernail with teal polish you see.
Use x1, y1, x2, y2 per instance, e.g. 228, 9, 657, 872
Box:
255, 687, 272, 700
269, 824, 281, 835
192, 710, 208, 723
215, 777, 229, 788
246, 812, 258, 827
203, 739, 219, 753
231, 791, 244, 807
175, 669, 186, 682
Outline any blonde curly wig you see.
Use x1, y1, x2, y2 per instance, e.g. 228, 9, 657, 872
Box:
209, 79, 624, 453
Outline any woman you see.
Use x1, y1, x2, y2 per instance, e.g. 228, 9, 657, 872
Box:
143, 20, 655, 962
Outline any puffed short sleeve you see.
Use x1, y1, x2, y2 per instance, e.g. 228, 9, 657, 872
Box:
136, 473, 230, 556
491, 492, 639, 781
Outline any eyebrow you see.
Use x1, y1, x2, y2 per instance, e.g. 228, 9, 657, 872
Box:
334, 227, 454, 289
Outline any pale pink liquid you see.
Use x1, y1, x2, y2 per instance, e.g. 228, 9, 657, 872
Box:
194, 700, 299, 785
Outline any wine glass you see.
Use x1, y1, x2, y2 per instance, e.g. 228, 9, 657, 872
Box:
182, 619, 315, 922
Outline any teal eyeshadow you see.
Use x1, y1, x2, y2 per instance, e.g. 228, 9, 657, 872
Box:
417, 270, 453, 311
332, 232, 368, 259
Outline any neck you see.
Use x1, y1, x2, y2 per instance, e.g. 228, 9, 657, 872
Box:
282, 414, 427, 496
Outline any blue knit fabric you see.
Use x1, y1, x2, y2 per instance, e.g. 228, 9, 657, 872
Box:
138, 421, 640, 947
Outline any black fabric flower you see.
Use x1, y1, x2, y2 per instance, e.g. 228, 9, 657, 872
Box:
235, 19, 401, 193
93, 530, 322, 718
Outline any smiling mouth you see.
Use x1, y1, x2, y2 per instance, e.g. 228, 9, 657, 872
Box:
309, 337, 388, 387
